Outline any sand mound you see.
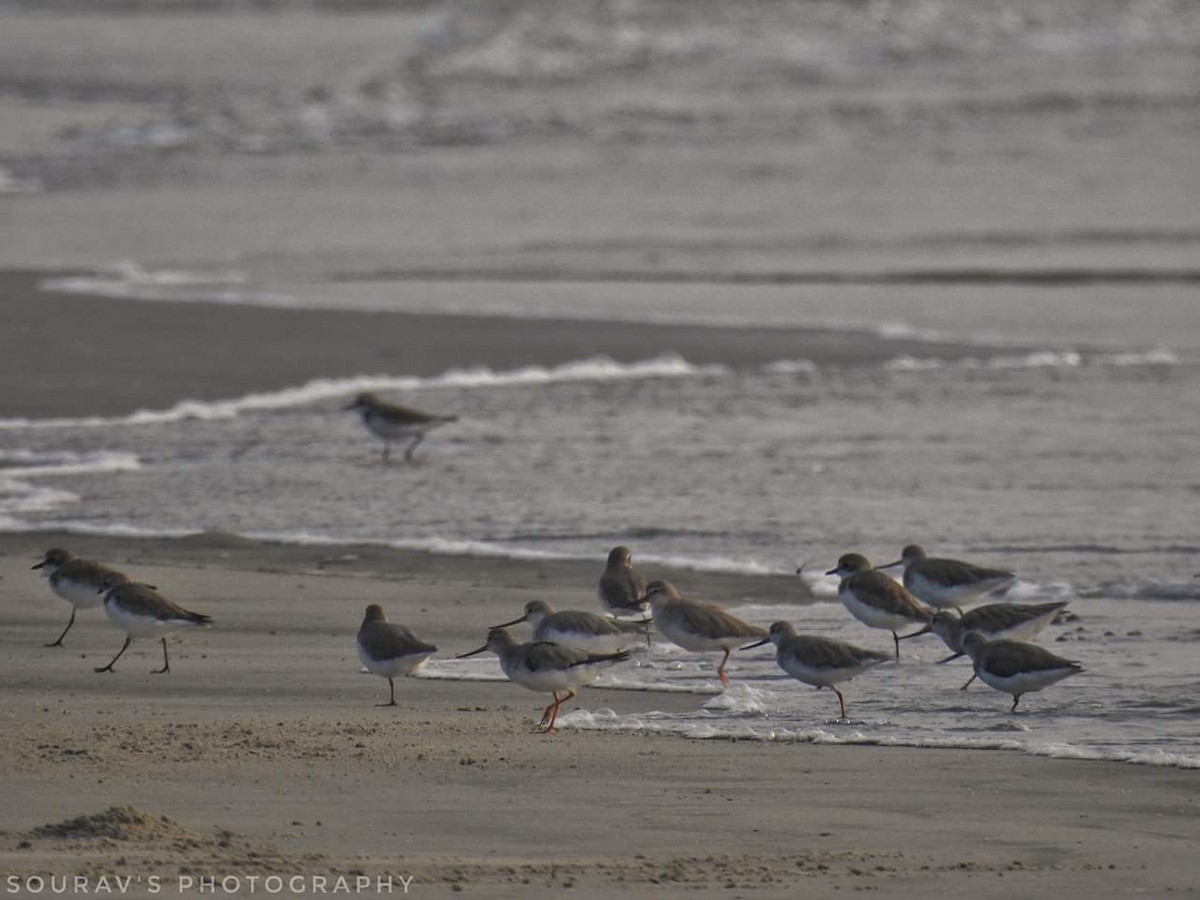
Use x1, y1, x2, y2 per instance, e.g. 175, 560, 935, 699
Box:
31, 806, 195, 842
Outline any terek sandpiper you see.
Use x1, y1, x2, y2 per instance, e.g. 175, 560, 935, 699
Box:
743, 621, 891, 720
825, 554, 932, 660
959, 631, 1083, 711
879, 544, 1015, 612
94, 572, 212, 674
357, 604, 437, 706
32, 548, 125, 648
899, 601, 1070, 663
493, 599, 650, 655
457, 627, 630, 732
597, 545, 649, 618
345, 392, 457, 463
642, 580, 766, 687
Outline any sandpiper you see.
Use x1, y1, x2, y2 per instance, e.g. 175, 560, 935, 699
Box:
900, 601, 1070, 663
94, 572, 212, 674
825, 553, 932, 660
597, 545, 649, 618
345, 392, 457, 463
357, 604, 437, 706
879, 544, 1015, 612
641, 580, 766, 687
32, 548, 125, 647
457, 627, 630, 732
959, 631, 1083, 711
743, 621, 891, 720
493, 599, 650, 656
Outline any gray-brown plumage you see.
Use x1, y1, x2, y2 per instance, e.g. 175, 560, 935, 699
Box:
493, 599, 650, 655
826, 553, 932, 659
95, 572, 212, 674
880, 544, 1015, 612
642, 580, 766, 687
356, 604, 437, 706
743, 621, 891, 719
597, 545, 648, 617
345, 392, 458, 463
901, 601, 1070, 662
32, 548, 126, 647
960, 631, 1083, 711
457, 627, 630, 732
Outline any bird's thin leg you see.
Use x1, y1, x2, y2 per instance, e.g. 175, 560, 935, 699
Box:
378, 677, 398, 707
543, 690, 575, 734
717, 648, 732, 687
46, 608, 77, 648
540, 692, 562, 727
151, 637, 170, 674
1011, 694, 1021, 712
892, 631, 901, 660
404, 433, 424, 463
834, 687, 847, 720
937, 651, 964, 665
960, 672, 978, 690
94, 635, 132, 673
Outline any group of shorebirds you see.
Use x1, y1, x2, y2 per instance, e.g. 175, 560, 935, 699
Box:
32, 541, 1082, 732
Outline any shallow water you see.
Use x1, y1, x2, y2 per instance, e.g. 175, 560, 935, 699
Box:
432, 596, 1199, 768
3, 0, 1199, 767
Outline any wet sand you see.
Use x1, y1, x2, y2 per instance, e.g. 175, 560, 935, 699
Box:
1, 531, 1196, 898
0, 270, 997, 419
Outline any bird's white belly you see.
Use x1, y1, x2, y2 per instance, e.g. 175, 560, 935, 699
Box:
104, 601, 187, 638
976, 666, 1078, 696
992, 615, 1056, 644
778, 657, 849, 689
908, 572, 1011, 609
508, 661, 601, 693
839, 589, 914, 631
51, 579, 105, 610
358, 645, 432, 679
655, 618, 734, 653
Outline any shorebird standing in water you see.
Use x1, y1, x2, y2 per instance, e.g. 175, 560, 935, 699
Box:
356, 604, 437, 706
959, 631, 1083, 711
32, 548, 126, 647
597, 545, 649, 618
641, 580, 766, 687
743, 621, 891, 720
94, 572, 212, 674
826, 553, 932, 660
899, 601, 1070, 664
493, 599, 650, 656
457, 627, 630, 733
879, 544, 1015, 613
345, 392, 458, 463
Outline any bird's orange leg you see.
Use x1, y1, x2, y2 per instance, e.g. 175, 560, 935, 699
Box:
717, 648, 732, 687
834, 687, 847, 720
539, 691, 562, 727
543, 690, 576, 734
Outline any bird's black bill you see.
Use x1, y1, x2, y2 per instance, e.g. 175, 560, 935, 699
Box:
31, 561, 45, 570
491, 616, 527, 629
741, 637, 770, 651
897, 624, 932, 640
878, 559, 904, 570
455, 645, 488, 659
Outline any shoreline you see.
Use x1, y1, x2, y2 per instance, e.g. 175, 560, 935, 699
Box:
2, 268, 1005, 419
1, 530, 1196, 898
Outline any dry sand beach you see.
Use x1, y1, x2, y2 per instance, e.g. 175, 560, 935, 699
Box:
3, 1, 1200, 897
1, 533, 1197, 900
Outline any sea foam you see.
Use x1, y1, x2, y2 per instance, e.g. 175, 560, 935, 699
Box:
0, 354, 725, 430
